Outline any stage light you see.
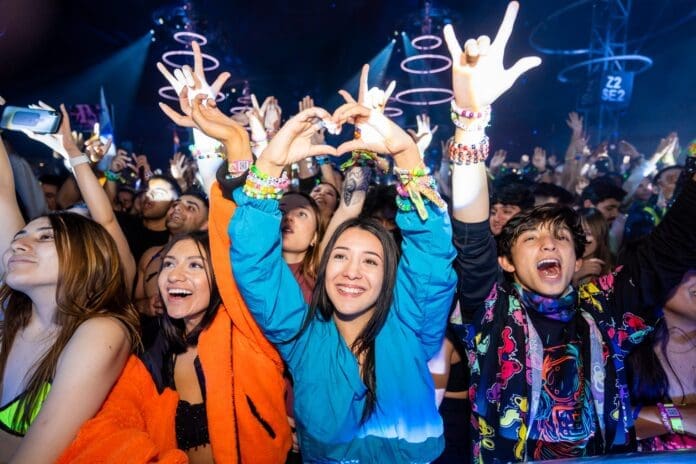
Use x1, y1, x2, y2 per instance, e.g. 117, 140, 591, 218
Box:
391, 39, 396, 43
157, 17, 164, 25
394, 30, 400, 36
150, 29, 155, 35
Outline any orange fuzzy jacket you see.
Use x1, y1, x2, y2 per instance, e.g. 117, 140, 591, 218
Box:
57, 183, 291, 463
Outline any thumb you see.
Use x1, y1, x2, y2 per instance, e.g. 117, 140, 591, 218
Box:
506, 56, 542, 87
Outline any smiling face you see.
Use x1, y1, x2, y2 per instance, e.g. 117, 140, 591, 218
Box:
499, 222, 582, 297
310, 183, 338, 215
158, 238, 212, 332
325, 227, 384, 322
165, 194, 208, 234
280, 194, 318, 262
3, 217, 59, 295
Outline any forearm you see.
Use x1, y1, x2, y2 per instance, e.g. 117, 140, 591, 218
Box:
452, 125, 489, 223
0, 137, 25, 274
319, 190, 365, 258
68, 150, 136, 288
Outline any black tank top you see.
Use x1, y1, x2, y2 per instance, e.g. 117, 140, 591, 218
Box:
175, 356, 211, 450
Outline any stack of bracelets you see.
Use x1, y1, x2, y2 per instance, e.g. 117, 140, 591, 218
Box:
449, 100, 491, 165
243, 164, 290, 200
394, 166, 446, 221
340, 150, 383, 172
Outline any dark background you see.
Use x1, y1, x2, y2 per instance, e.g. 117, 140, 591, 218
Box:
1, 0, 694, 171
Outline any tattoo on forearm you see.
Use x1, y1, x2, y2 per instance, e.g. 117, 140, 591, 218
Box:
342, 167, 371, 206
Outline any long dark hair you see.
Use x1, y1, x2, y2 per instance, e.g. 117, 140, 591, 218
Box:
626, 319, 671, 405
0, 213, 140, 430
159, 232, 221, 353
304, 218, 400, 423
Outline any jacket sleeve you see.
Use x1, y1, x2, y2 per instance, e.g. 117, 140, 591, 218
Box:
451, 219, 499, 326
393, 204, 457, 359
229, 188, 308, 353
613, 177, 696, 322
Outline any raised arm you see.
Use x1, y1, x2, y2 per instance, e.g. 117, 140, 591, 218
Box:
0, 133, 26, 275
22, 103, 136, 289
444, 1, 541, 315
230, 107, 336, 351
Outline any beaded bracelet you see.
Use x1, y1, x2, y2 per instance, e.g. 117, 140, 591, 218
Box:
340, 150, 380, 172
243, 164, 290, 200
315, 155, 330, 166
450, 101, 491, 131
657, 403, 685, 435
449, 136, 490, 165
192, 145, 226, 161
393, 166, 446, 220
104, 169, 123, 183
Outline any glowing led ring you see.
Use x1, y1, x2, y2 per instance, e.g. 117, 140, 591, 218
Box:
400, 54, 452, 75
529, 0, 592, 56
557, 54, 653, 83
237, 95, 252, 105
394, 88, 453, 106
383, 107, 403, 118
162, 50, 220, 71
229, 106, 251, 114
173, 31, 208, 46
411, 35, 442, 51
158, 86, 224, 102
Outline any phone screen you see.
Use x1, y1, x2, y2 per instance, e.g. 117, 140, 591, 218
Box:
0, 106, 62, 134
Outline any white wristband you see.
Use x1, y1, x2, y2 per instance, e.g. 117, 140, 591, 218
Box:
69, 154, 90, 168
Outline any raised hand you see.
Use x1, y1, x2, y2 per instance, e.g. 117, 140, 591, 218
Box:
255, 107, 337, 177
85, 136, 112, 163
350, 64, 396, 146
489, 148, 507, 171
22, 102, 80, 159
407, 114, 439, 156
566, 111, 584, 137
110, 149, 130, 173
157, 41, 230, 127
332, 64, 419, 168
170, 152, 189, 181
443, 1, 541, 110
189, 93, 248, 147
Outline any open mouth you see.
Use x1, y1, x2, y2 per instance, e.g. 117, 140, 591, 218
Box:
536, 258, 561, 279
281, 225, 293, 234
167, 288, 193, 300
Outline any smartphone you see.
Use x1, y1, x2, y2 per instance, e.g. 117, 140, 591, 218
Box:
0, 105, 62, 134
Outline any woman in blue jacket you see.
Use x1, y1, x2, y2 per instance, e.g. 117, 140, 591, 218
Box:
228, 78, 456, 462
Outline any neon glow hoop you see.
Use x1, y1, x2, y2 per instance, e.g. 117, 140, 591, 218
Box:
557, 54, 653, 83
229, 106, 251, 114
400, 54, 452, 74
158, 86, 224, 102
173, 31, 208, 46
237, 95, 252, 105
383, 107, 404, 118
411, 34, 442, 51
394, 88, 453, 106
162, 50, 220, 71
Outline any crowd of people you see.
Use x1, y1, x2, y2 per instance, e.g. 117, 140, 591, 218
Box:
0, 2, 694, 463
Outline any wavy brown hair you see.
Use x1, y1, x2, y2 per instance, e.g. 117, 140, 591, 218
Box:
281, 191, 327, 283
0, 212, 140, 431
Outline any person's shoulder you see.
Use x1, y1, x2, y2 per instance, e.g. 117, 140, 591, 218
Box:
70, 316, 131, 350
